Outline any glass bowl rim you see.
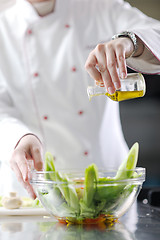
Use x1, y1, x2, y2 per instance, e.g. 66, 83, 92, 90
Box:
30, 167, 145, 184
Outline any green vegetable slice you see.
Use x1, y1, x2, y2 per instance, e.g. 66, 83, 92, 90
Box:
44, 152, 56, 181
55, 171, 79, 211
45, 152, 55, 172
94, 143, 139, 213
83, 163, 98, 207
115, 142, 139, 180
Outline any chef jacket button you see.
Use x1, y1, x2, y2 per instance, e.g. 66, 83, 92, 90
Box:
27, 29, 32, 35
71, 66, 77, 72
78, 110, 84, 115
84, 151, 89, 156
65, 24, 70, 28
33, 72, 39, 77
43, 116, 48, 120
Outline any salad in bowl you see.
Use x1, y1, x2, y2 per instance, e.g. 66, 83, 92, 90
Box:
30, 142, 145, 224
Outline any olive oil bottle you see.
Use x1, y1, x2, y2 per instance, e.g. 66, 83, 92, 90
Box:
87, 73, 146, 102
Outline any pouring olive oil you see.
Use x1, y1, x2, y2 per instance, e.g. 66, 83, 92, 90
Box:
87, 73, 146, 102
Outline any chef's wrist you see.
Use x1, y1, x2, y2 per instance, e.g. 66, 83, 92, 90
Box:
112, 31, 144, 57
14, 133, 42, 149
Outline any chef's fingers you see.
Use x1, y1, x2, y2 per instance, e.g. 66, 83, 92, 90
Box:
30, 145, 43, 171
25, 180, 37, 199
85, 51, 103, 82
94, 44, 113, 90
10, 149, 29, 182
10, 161, 36, 199
94, 44, 107, 74
10, 160, 24, 184
105, 43, 121, 91
16, 134, 43, 172
99, 64, 115, 95
115, 44, 127, 79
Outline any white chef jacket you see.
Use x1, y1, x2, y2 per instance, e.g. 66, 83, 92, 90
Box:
0, 0, 160, 196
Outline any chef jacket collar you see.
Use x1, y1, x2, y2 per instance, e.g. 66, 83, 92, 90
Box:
16, 0, 60, 25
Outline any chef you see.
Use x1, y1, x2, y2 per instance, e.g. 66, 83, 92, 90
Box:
0, 0, 160, 198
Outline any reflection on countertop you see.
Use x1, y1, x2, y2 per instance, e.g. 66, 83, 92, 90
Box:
40, 221, 136, 240
0, 202, 160, 240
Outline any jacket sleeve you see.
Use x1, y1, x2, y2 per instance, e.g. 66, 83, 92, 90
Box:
111, 0, 160, 74
0, 76, 33, 163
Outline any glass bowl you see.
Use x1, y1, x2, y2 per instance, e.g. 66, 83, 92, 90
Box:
30, 168, 145, 224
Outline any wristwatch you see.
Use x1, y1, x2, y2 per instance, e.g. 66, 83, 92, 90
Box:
112, 31, 138, 57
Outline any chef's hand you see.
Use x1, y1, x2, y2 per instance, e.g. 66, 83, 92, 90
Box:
10, 134, 43, 199
85, 37, 144, 94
